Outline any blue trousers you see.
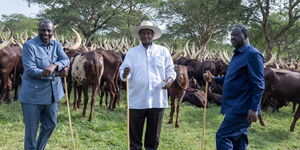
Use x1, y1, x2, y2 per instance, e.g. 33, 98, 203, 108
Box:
22, 102, 57, 150
216, 114, 251, 150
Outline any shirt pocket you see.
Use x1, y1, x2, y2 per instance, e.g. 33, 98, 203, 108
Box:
154, 55, 164, 67
35, 80, 51, 98
36, 54, 50, 68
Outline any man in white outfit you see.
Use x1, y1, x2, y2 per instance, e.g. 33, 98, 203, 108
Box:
119, 21, 176, 150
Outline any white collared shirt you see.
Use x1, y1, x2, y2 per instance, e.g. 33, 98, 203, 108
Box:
119, 43, 176, 109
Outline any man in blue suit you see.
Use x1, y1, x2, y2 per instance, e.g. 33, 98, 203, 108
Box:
18, 19, 70, 150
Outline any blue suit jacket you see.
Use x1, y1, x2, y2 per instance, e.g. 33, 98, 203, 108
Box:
18, 36, 70, 104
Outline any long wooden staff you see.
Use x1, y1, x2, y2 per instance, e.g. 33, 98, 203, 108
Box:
64, 77, 76, 150
201, 71, 209, 150
126, 76, 130, 150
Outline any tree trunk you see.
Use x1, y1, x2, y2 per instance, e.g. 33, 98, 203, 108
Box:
264, 42, 274, 61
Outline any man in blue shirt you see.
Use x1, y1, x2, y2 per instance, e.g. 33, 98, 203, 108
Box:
18, 19, 70, 150
204, 25, 265, 150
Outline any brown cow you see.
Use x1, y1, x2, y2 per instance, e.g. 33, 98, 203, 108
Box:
167, 65, 206, 128
264, 67, 300, 131
71, 50, 104, 121
0, 46, 22, 104
98, 49, 122, 111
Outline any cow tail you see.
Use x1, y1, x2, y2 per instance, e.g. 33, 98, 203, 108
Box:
97, 56, 104, 86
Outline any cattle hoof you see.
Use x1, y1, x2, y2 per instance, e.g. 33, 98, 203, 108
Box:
290, 128, 295, 132
175, 124, 180, 128
81, 114, 85, 118
88, 117, 93, 121
167, 120, 173, 124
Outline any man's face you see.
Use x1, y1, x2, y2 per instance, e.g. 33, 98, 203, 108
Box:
230, 27, 246, 48
139, 29, 154, 44
38, 23, 54, 44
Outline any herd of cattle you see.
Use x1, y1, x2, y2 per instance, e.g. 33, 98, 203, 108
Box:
0, 27, 300, 132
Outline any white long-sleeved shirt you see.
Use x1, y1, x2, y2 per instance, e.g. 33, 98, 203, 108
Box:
119, 43, 176, 109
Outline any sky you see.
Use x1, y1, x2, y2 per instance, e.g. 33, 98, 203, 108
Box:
0, 0, 42, 18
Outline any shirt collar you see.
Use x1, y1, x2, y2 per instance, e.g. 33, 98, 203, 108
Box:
140, 42, 153, 49
233, 43, 250, 54
34, 36, 54, 46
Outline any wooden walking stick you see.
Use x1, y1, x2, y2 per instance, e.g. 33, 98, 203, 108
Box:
64, 77, 76, 150
126, 76, 130, 150
201, 71, 210, 150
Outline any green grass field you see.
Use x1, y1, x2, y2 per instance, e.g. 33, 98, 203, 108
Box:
0, 92, 300, 150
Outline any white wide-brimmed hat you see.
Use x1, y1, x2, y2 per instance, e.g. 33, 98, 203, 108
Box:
132, 21, 162, 40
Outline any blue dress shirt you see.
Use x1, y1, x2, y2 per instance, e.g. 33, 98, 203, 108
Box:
214, 44, 265, 115
18, 36, 70, 104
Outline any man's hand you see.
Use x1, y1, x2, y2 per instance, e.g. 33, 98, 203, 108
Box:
123, 67, 131, 78
55, 67, 69, 77
42, 64, 58, 76
162, 77, 173, 89
247, 110, 257, 123
203, 71, 214, 83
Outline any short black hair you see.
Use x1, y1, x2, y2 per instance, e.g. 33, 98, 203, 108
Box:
234, 25, 249, 39
39, 19, 54, 27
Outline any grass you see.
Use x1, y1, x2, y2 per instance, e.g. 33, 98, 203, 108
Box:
0, 90, 300, 150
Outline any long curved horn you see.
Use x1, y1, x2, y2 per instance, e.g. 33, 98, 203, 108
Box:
219, 51, 228, 65
0, 27, 13, 50
223, 51, 231, 62
83, 44, 89, 51
16, 41, 23, 49
51, 24, 59, 41
265, 52, 276, 66
67, 28, 82, 50
185, 40, 191, 59
20, 32, 27, 44
203, 53, 209, 61
31, 31, 38, 37
171, 53, 182, 62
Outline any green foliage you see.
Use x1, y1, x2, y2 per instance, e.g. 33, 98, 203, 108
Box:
247, 12, 300, 59
26, 0, 160, 40
1, 13, 39, 35
158, 0, 245, 48
2, 0, 297, 58
1, 92, 300, 149
243, 0, 300, 59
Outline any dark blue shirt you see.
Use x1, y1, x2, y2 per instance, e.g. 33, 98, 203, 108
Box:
214, 44, 265, 115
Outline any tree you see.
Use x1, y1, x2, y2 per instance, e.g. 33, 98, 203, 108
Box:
244, 0, 300, 60
158, 0, 245, 50
26, 0, 160, 40
106, 0, 160, 38
1, 13, 39, 35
